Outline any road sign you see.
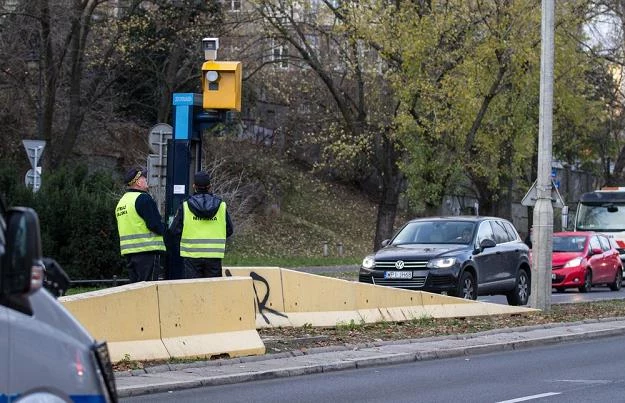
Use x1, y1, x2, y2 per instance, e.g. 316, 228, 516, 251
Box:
25, 167, 42, 192
147, 154, 167, 187
22, 140, 46, 169
521, 179, 565, 209
148, 123, 172, 154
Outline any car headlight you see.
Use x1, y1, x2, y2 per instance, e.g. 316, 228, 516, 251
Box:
361, 255, 376, 270
563, 257, 583, 268
427, 257, 457, 269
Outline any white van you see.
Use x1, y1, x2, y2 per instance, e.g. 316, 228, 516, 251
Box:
0, 203, 117, 402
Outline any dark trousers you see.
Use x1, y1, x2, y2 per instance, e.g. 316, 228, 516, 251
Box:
183, 257, 222, 279
125, 252, 162, 283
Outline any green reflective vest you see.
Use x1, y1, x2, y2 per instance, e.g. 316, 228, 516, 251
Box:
180, 201, 227, 258
115, 192, 165, 255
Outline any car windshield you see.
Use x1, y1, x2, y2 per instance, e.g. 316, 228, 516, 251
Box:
553, 235, 586, 252
576, 203, 625, 231
392, 221, 476, 245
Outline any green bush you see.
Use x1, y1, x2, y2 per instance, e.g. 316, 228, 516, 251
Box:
0, 164, 125, 280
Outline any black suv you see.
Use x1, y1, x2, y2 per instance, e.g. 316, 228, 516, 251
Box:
358, 216, 531, 305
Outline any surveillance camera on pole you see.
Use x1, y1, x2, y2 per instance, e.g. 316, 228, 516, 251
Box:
202, 37, 219, 61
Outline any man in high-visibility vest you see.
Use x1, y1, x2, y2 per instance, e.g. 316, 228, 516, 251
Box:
115, 166, 165, 282
169, 171, 233, 278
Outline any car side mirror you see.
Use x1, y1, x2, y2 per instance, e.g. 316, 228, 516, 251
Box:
1, 207, 44, 296
479, 238, 497, 250
590, 247, 603, 256
381, 239, 390, 247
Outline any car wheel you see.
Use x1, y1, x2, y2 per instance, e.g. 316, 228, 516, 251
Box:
578, 270, 592, 293
609, 267, 623, 291
453, 271, 477, 300
506, 269, 530, 306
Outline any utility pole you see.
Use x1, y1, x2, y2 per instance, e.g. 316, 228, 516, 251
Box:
530, 0, 554, 311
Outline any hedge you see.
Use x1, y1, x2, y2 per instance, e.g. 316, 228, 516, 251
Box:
1, 164, 126, 280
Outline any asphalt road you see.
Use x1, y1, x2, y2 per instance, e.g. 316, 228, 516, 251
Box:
480, 286, 625, 305
293, 265, 625, 305
122, 334, 625, 403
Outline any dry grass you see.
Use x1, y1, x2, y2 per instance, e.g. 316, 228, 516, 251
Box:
259, 299, 625, 354
207, 140, 379, 264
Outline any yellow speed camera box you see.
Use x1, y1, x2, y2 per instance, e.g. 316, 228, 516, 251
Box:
201, 61, 242, 111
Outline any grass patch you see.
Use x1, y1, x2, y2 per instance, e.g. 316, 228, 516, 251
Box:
213, 144, 378, 265
223, 256, 360, 267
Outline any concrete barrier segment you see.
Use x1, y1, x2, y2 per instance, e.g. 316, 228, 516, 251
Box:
157, 278, 265, 359
279, 270, 535, 326
222, 266, 287, 327
280, 269, 358, 312
160, 330, 265, 359
210, 267, 536, 329
60, 282, 169, 362
420, 301, 538, 317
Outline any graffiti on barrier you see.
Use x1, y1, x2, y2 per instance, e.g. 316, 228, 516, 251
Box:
224, 269, 288, 324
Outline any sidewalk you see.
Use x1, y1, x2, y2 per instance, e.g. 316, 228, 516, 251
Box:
115, 317, 625, 398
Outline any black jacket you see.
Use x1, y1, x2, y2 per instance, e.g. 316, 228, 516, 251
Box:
169, 191, 233, 239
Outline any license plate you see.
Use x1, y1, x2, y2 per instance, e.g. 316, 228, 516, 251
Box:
551, 273, 556, 280
384, 271, 412, 279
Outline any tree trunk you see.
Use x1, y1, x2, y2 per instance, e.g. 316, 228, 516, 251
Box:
372, 134, 403, 251
373, 177, 402, 251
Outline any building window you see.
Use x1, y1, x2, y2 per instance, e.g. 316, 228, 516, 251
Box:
271, 39, 289, 69
227, 0, 241, 12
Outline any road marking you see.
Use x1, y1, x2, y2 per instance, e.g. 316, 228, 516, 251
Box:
496, 392, 561, 403
551, 379, 610, 384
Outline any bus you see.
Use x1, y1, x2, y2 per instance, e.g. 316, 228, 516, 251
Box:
574, 187, 625, 278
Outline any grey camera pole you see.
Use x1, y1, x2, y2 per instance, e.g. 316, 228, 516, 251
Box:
530, 0, 554, 312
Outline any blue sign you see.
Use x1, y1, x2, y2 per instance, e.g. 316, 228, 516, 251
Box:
172, 93, 202, 106
551, 168, 557, 177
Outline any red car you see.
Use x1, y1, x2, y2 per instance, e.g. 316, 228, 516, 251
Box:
551, 232, 623, 293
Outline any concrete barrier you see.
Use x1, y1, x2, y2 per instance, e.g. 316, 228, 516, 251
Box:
60, 282, 168, 362
223, 267, 291, 327
61, 267, 536, 361
60, 277, 265, 362
280, 269, 362, 327
157, 278, 265, 359
224, 267, 537, 328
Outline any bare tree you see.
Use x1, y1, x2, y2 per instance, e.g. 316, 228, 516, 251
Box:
248, 0, 404, 250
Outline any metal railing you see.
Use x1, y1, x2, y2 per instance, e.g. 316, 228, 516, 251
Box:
70, 275, 129, 288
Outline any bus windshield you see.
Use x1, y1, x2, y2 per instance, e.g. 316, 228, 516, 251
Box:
576, 203, 625, 231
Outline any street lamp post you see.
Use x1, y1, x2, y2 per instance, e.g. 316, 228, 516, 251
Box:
529, 0, 555, 312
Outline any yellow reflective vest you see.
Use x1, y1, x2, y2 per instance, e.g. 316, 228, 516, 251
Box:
115, 192, 165, 255
180, 201, 227, 258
